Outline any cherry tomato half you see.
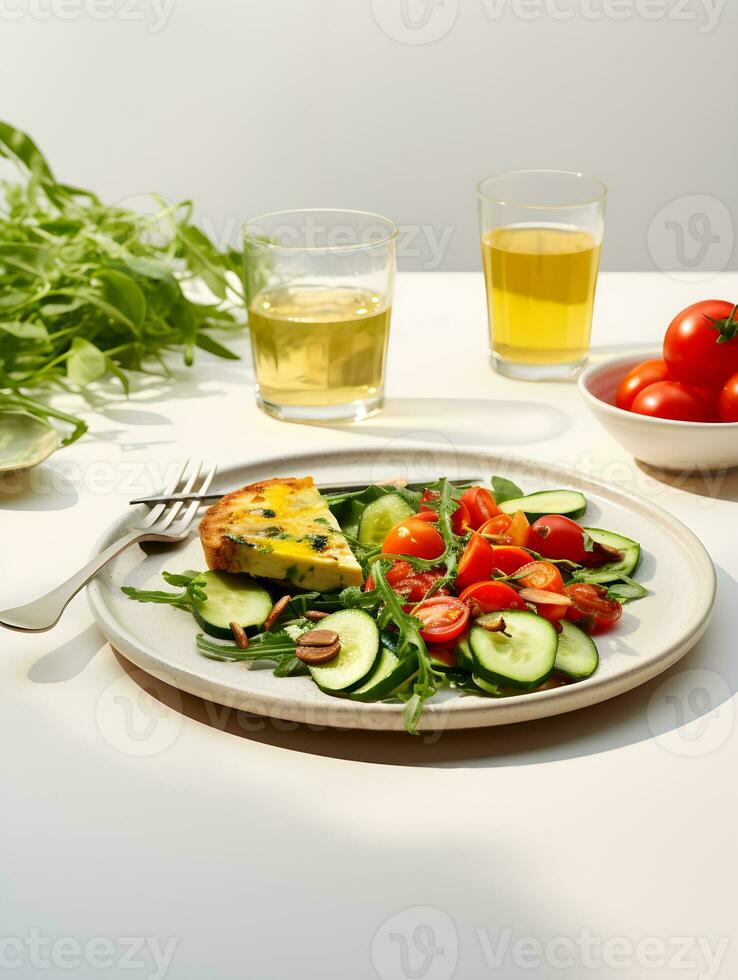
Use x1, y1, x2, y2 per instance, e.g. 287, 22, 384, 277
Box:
719, 371, 738, 423
528, 515, 592, 563
479, 514, 512, 544
455, 533, 496, 591
492, 546, 533, 575
364, 562, 448, 602
460, 486, 499, 528
459, 580, 526, 614
517, 561, 568, 622
383, 517, 445, 560
410, 596, 470, 644
663, 300, 738, 389
565, 582, 623, 632
616, 359, 671, 411
631, 381, 708, 422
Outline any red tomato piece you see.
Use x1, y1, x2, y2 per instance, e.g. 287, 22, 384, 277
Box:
460, 486, 499, 528
492, 546, 532, 575
395, 572, 450, 603
616, 359, 671, 411
565, 582, 623, 632
528, 515, 592, 563
419, 489, 470, 535
459, 580, 526, 614
383, 517, 445, 560
630, 381, 708, 423
516, 561, 568, 622
719, 371, 738, 423
410, 596, 470, 644
663, 300, 738, 388
507, 511, 530, 548
455, 533, 496, 591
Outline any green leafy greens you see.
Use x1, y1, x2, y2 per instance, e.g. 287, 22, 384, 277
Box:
0, 121, 244, 444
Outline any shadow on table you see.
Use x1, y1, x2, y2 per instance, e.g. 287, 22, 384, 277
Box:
294, 397, 571, 448
637, 463, 738, 501
112, 564, 735, 769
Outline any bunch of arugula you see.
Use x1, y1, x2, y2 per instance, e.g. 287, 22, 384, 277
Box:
0, 121, 244, 445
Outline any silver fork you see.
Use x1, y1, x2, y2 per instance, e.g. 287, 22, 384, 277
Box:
0, 460, 217, 633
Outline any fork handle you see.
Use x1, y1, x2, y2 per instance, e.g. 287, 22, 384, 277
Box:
0, 529, 168, 633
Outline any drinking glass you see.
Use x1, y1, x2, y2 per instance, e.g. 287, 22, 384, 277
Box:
243, 209, 397, 421
478, 170, 607, 380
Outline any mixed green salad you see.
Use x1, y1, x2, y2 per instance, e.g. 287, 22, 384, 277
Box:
124, 476, 647, 734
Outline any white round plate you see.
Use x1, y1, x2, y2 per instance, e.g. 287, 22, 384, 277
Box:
87, 447, 716, 732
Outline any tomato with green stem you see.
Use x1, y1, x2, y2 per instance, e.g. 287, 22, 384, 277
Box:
663, 300, 738, 388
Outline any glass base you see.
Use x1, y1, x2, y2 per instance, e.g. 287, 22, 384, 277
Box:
491, 353, 588, 382
256, 393, 383, 423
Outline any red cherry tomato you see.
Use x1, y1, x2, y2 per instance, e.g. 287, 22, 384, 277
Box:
460, 486, 499, 528
383, 517, 445, 560
565, 582, 623, 632
630, 381, 708, 422
410, 596, 470, 644
419, 489, 470, 535
528, 515, 592, 563
364, 559, 414, 592
455, 533, 496, 590
492, 546, 532, 575
719, 372, 738, 423
479, 514, 513, 545
692, 385, 722, 422
458, 580, 526, 613
517, 561, 568, 622
396, 572, 450, 603
663, 300, 738, 388
616, 359, 671, 411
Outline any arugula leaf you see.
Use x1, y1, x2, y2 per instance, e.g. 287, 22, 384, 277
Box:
0, 119, 244, 446
196, 630, 300, 665
606, 579, 649, 603
490, 476, 523, 505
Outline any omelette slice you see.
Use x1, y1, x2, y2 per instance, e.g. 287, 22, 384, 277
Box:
199, 477, 363, 592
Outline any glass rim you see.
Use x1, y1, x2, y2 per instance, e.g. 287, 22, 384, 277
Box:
477, 170, 608, 209
243, 207, 399, 252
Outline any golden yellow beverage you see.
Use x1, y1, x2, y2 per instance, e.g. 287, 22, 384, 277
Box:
248, 286, 391, 409
482, 225, 601, 366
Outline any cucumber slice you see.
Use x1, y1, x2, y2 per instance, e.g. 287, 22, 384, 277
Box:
580, 528, 641, 583
455, 636, 475, 673
470, 610, 557, 689
471, 674, 502, 696
350, 649, 418, 702
191, 571, 272, 639
498, 490, 587, 520
357, 494, 414, 547
308, 609, 380, 693
555, 621, 599, 680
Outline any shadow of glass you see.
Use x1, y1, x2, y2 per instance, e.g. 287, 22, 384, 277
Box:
296, 397, 571, 447
0, 465, 79, 512
28, 624, 107, 683
112, 564, 733, 769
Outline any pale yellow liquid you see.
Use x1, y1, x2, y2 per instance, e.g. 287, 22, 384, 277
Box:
248, 286, 391, 408
482, 225, 601, 365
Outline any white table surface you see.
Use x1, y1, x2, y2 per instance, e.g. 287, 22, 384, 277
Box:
3, 272, 738, 980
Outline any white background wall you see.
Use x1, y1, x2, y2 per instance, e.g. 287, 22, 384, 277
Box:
1, 0, 736, 270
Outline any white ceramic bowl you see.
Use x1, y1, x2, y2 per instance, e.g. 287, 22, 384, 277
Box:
579, 352, 738, 472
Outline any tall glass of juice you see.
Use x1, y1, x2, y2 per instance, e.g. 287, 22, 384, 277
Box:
478, 171, 607, 380
243, 209, 397, 421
